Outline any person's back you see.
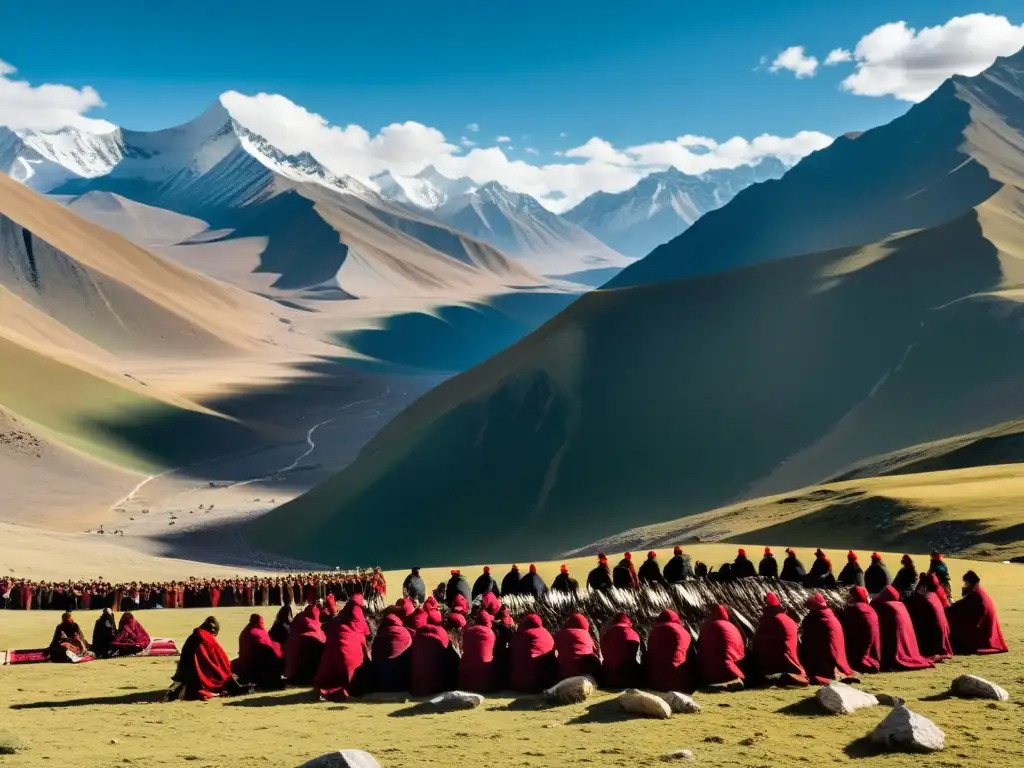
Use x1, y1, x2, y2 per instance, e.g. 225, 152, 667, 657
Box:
371, 613, 412, 692
518, 564, 548, 599
662, 546, 692, 583
906, 575, 952, 662
613, 553, 638, 589
554, 613, 599, 680
410, 613, 457, 696
946, 571, 1008, 655
637, 552, 668, 587
471, 567, 499, 599
928, 552, 952, 600
402, 568, 426, 604
780, 549, 806, 583
836, 552, 865, 587
500, 565, 521, 597
749, 594, 805, 685
509, 614, 556, 693
870, 587, 934, 671
697, 605, 745, 685
863, 554, 891, 595
445, 570, 472, 608
732, 549, 756, 579
799, 594, 855, 684
283, 605, 326, 684
645, 609, 694, 692
891, 556, 918, 596
459, 612, 498, 693
587, 556, 612, 590
839, 587, 881, 673
313, 620, 368, 700
551, 564, 579, 593
758, 548, 778, 579
600, 613, 641, 688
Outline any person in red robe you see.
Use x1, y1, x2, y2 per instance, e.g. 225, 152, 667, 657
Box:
697, 604, 745, 686
170, 617, 245, 700
870, 587, 934, 671
323, 594, 337, 619
109, 612, 152, 656
283, 604, 326, 684
447, 611, 467, 631
48, 612, 90, 662
406, 607, 429, 630
451, 594, 470, 615
946, 570, 1008, 655
509, 613, 557, 693
799, 594, 856, 684
459, 611, 498, 693
410, 611, 458, 696
645, 609, 695, 692
313, 615, 369, 701
600, 612, 642, 688
839, 587, 881, 673
371, 612, 413, 692
480, 592, 501, 616
554, 613, 601, 680
749, 594, 807, 686
232, 614, 285, 689
340, 593, 371, 637
906, 574, 953, 662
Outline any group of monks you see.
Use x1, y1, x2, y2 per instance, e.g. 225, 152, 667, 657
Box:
2, 569, 386, 612
159, 548, 1008, 702
47, 608, 154, 662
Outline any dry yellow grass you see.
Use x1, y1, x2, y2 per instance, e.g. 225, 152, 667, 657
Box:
1, 547, 1021, 768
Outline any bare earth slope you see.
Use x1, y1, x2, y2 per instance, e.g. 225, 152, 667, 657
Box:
250, 49, 1024, 568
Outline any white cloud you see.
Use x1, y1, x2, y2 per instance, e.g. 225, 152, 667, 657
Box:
216, 91, 832, 213
465, 122, 480, 132
525, 147, 539, 155
495, 135, 512, 143
824, 48, 853, 65
840, 14, 1024, 101
0, 59, 115, 132
770, 46, 819, 78
559, 131, 568, 138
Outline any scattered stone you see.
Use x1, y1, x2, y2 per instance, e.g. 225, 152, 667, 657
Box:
544, 675, 597, 705
0, 730, 30, 755
618, 689, 673, 719
427, 691, 484, 713
296, 751, 381, 768
661, 749, 695, 761
875, 693, 898, 707
703, 736, 724, 744
870, 700, 945, 752
950, 675, 1010, 702
655, 691, 701, 714
816, 682, 879, 714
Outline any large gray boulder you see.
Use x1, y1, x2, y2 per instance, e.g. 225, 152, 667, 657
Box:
544, 676, 597, 705
655, 691, 702, 714
816, 682, 879, 714
427, 691, 484, 712
618, 689, 673, 719
297, 750, 381, 768
950, 675, 1010, 702
870, 700, 945, 752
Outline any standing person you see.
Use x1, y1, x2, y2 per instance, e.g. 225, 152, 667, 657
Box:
780, 549, 806, 583
645, 609, 695, 693
471, 567, 499, 600
638, 552, 669, 587
554, 613, 600, 680
613, 553, 639, 589
839, 587, 881, 673
697, 605, 745, 687
758, 548, 779, 579
891, 555, 918, 596
799, 594, 856, 684
600, 613, 642, 689
169, 617, 245, 701
864, 553, 891, 595
500, 565, 522, 597
749, 594, 807, 686
837, 552, 865, 587
732, 549, 757, 579
587, 554, 613, 591
445, 570, 472, 608
509, 614, 557, 693
870, 587, 935, 671
551, 564, 579, 593
518, 564, 548, 600
402, 567, 426, 604
927, 551, 952, 601
946, 570, 1008, 655
663, 546, 693, 583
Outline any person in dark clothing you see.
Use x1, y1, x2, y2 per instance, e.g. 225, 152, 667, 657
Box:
694, 561, 709, 579
587, 554, 613, 591
891, 555, 917, 597
471, 567, 499, 600
500, 565, 522, 597
732, 548, 757, 579
614, 552, 639, 589
637, 551, 669, 587
712, 563, 733, 583
864, 553, 891, 595
928, 551, 952, 601
402, 568, 426, 604
662, 546, 693, 583
758, 547, 779, 578
91, 608, 117, 658
837, 551, 865, 587
49, 612, 89, 662
551, 564, 579, 593
804, 549, 834, 588
518, 564, 548, 599
268, 604, 293, 646
445, 570, 472, 608
780, 549, 806, 583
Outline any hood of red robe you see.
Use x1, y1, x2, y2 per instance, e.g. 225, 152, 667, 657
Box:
111, 613, 151, 651
235, 614, 282, 676
340, 599, 370, 636
447, 611, 467, 629
600, 613, 642, 688
424, 596, 439, 611
839, 592, 881, 673
480, 592, 501, 615
189, 628, 234, 700
372, 613, 412, 660
398, 597, 415, 617
510, 614, 555, 692
752, 597, 805, 678
406, 608, 429, 630
907, 589, 953, 662
698, 606, 745, 684
647, 610, 694, 692
452, 594, 469, 614
870, 586, 934, 670
410, 623, 452, 696
324, 594, 337, 617
947, 586, 1008, 654
800, 599, 855, 683
313, 622, 367, 697
460, 618, 498, 692
555, 613, 596, 678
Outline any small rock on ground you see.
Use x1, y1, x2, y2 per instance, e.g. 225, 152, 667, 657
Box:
661, 749, 695, 761
656, 691, 702, 714
870, 702, 944, 752
618, 689, 673, 719
296, 750, 381, 768
950, 675, 1010, 702
544, 676, 597, 705
816, 681, 879, 714
428, 691, 484, 712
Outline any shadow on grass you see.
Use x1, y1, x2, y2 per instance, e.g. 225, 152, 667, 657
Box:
565, 698, 634, 725
918, 692, 953, 702
843, 736, 881, 759
10, 690, 165, 708
223, 690, 322, 707
388, 701, 440, 718
776, 697, 826, 717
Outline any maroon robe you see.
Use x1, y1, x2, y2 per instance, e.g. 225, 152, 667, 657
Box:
750, 594, 806, 684
172, 627, 234, 700
946, 585, 1008, 655
870, 587, 934, 671
480, 592, 501, 616
109, 612, 151, 655
697, 604, 745, 684
906, 582, 953, 662
313, 619, 368, 699
283, 604, 326, 683
839, 587, 881, 673
410, 619, 456, 696
509, 614, 556, 693
459, 611, 498, 693
340, 594, 371, 637
232, 614, 284, 687
645, 609, 695, 692
554, 613, 600, 680
370, 613, 412, 692
799, 594, 856, 684
600, 612, 642, 689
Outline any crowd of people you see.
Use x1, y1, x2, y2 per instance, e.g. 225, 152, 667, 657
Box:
135, 547, 1006, 701
1, 570, 386, 612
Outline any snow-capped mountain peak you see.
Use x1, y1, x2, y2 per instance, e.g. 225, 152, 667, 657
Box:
374, 165, 477, 209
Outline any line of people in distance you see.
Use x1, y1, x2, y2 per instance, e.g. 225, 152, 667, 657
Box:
164, 549, 1006, 701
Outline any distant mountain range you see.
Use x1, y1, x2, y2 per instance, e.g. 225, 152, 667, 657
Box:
248, 46, 1024, 567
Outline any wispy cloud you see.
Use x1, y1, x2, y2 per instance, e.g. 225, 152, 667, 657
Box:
465, 122, 480, 132
769, 46, 819, 78
0, 59, 115, 132
495, 135, 512, 143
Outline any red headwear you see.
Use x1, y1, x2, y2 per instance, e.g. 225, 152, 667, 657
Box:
598, 553, 608, 563
931, 551, 943, 560
806, 593, 828, 611
737, 548, 747, 557
765, 593, 781, 607
560, 564, 568, 574
785, 547, 795, 555
647, 551, 657, 559
815, 548, 825, 558
847, 551, 857, 561
451, 569, 460, 576
764, 547, 772, 556
483, 566, 490, 574
529, 564, 537, 574
511, 564, 519, 571
871, 552, 881, 561
623, 551, 632, 560
673, 546, 682, 555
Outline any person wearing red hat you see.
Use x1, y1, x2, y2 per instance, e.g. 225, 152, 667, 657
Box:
587, 553, 613, 591
445, 570, 472, 609
891, 555, 918, 597
780, 549, 806, 583
663, 546, 694, 583
758, 547, 779, 578
927, 551, 952, 601
638, 551, 669, 587
551, 564, 579, 593
732, 548, 757, 579
500, 565, 521, 597
401, 567, 426, 604
864, 553, 891, 595
750, 593, 807, 686
472, 567, 499, 600
804, 549, 834, 589
613, 553, 639, 589
837, 551, 865, 588
518, 564, 548, 599
555, 613, 600, 679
